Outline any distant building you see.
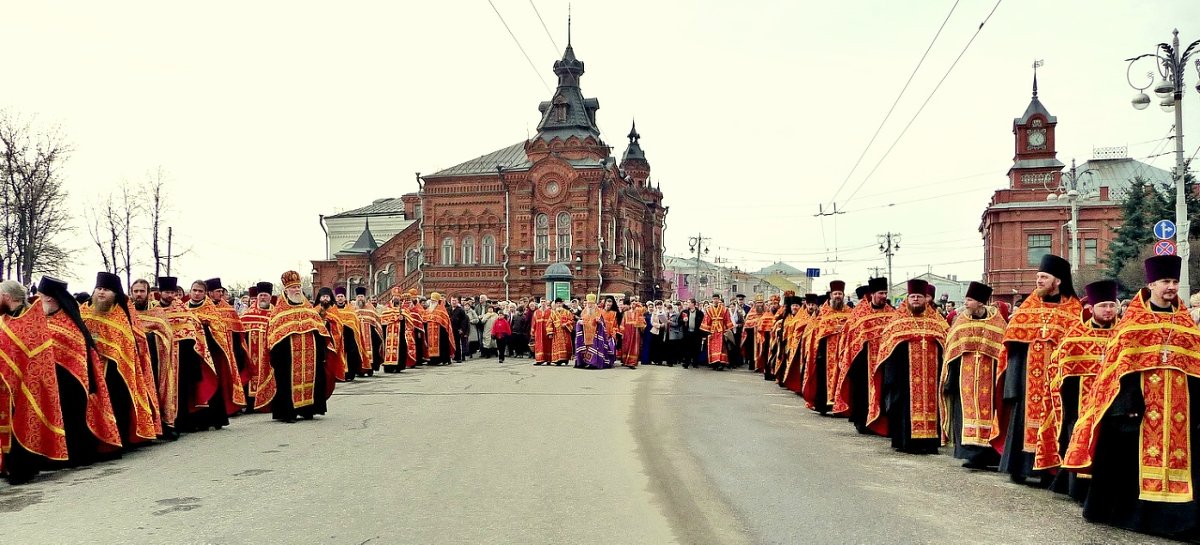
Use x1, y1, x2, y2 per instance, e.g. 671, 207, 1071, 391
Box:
889, 272, 971, 304
753, 262, 814, 294
312, 38, 667, 300
979, 74, 1172, 303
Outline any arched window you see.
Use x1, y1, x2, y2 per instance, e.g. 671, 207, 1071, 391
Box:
441, 237, 455, 266
628, 229, 638, 265
405, 246, 420, 275
481, 235, 496, 265
461, 236, 475, 266
556, 212, 572, 262
534, 214, 550, 263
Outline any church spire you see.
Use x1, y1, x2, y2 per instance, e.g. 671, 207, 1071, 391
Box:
1032, 59, 1042, 99
532, 17, 601, 144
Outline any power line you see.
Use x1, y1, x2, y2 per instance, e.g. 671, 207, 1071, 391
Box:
826, 0, 961, 206
839, 0, 1005, 210
487, 0, 552, 93
528, 0, 560, 53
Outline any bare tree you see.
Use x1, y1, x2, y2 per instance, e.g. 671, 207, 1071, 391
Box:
0, 111, 73, 284
145, 167, 169, 280
118, 181, 139, 287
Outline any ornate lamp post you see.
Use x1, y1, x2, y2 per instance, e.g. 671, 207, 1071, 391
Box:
1046, 159, 1095, 273
1127, 29, 1200, 295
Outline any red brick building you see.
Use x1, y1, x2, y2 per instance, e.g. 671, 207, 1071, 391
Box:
980, 76, 1171, 302
312, 39, 667, 300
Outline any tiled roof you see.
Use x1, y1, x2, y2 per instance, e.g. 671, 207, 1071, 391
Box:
327, 198, 406, 219
426, 142, 532, 178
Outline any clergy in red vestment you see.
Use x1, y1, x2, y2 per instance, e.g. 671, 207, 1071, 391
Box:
1035, 279, 1117, 500
261, 271, 339, 422
83, 273, 161, 445
619, 300, 645, 368
131, 278, 178, 438
877, 279, 948, 454
802, 282, 852, 412
998, 254, 1082, 485
379, 287, 409, 373
333, 286, 368, 379
206, 278, 251, 404
159, 278, 220, 430
240, 282, 274, 409
549, 298, 576, 366
186, 279, 245, 422
0, 282, 68, 484
939, 281, 1005, 469
37, 276, 122, 465
833, 277, 894, 435
531, 300, 552, 365
425, 292, 455, 366
1064, 255, 1200, 540
354, 287, 384, 373
700, 294, 734, 370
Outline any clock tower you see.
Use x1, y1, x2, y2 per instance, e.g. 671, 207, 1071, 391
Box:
1007, 71, 1065, 191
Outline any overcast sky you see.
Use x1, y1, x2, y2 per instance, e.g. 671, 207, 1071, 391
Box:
3, 1, 1198, 292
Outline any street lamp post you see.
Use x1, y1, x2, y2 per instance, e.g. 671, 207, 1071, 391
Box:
688, 234, 710, 300
1047, 159, 1094, 273
1127, 28, 1200, 296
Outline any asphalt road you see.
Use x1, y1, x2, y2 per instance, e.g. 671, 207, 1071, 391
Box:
0, 357, 1177, 544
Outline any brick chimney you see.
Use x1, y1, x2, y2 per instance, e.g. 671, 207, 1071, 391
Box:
1099, 186, 1110, 201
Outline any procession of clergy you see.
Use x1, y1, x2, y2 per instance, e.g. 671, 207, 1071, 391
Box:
2, 253, 1197, 540
734, 252, 1197, 541
0, 269, 458, 486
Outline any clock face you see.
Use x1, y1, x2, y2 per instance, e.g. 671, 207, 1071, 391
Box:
1028, 129, 1046, 148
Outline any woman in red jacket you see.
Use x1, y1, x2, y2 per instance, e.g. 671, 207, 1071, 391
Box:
491, 308, 512, 363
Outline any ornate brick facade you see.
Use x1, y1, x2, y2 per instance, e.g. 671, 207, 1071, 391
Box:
313, 40, 667, 301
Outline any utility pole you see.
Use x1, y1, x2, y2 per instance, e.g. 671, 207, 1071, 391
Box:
814, 203, 846, 263
688, 233, 710, 300
868, 266, 885, 278
166, 226, 173, 276
878, 233, 901, 295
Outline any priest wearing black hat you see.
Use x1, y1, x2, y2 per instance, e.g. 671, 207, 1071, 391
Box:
332, 286, 369, 379
240, 281, 275, 409
998, 253, 1083, 485
1036, 279, 1120, 500
157, 276, 220, 433
130, 278, 178, 439
204, 278, 251, 410
353, 287, 384, 374
1065, 255, 1200, 540
185, 278, 245, 427
940, 281, 1005, 469
83, 272, 160, 446
876, 278, 948, 454
834, 277, 895, 435
802, 281, 853, 414
38, 276, 123, 464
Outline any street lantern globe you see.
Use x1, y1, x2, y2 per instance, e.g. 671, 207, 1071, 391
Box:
1132, 92, 1151, 110
1155, 77, 1175, 98
1161, 96, 1176, 113
1046, 193, 1058, 202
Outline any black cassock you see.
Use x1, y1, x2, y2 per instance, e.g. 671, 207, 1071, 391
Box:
881, 342, 941, 455
1083, 373, 1200, 541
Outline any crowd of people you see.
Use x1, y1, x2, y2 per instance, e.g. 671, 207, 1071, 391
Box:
1, 253, 1196, 541
0, 271, 471, 486
720, 253, 1195, 542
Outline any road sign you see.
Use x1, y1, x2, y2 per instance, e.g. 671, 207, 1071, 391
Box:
1154, 219, 1177, 240
1155, 240, 1177, 256
806, 268, 820, 278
